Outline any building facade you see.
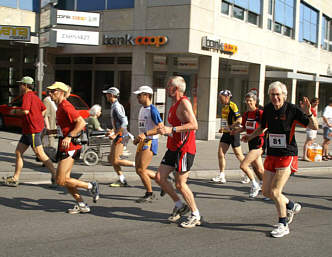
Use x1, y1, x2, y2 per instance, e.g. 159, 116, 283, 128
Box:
1, 0, 332, 140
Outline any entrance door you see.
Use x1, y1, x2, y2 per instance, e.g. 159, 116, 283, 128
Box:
74, 70, 92, 106
118, 71, 132, 124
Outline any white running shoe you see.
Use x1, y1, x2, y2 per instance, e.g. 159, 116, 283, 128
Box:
211, 174, 226, 184
180, 215, 202, 228
240, 174, 250, 184
249, 185, 261, 198
287, 202, 302, 224
67, 204, 90, 214
270, 223, 289, 238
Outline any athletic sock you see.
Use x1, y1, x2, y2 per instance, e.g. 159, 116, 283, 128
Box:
78, 201, 86, 207
279, 217, 287, 226
192, 210, 200, 218
87, 183, 93, 190
175, 200, 183, 208
219, 172, 225, 178
119, 174, 126, 183
252, 179, 259, 188
286, 200, 295, 210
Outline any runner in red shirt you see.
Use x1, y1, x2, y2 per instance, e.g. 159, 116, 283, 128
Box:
47, 82, 100, 214
2, 76, 56, 187
243, 81, 318, 238
231, 92, 264, 198
155, 76, 201, 228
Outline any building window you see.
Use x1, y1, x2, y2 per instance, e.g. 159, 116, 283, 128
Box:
56, 0, 134, 11
0, 0, 17, 8
221, 0, 261, 26
77, 0, 105, 11
0, 0, 39, 12
221, 1, 230, 15
299, 2, 318, 45
267, 0, 294, 38
322, 15, 332, 52
107, 0, 134, 9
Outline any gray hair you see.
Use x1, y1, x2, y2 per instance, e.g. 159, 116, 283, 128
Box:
268, 81, 287, 100
168, 76, 186, 93
245, 92, 257, 102
89, 104, 102, 116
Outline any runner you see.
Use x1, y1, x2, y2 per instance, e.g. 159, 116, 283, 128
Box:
243, 81, 318, 238
211, 90, 248, 184
47, 82, 100, 214
2, 76, 57, 187
103, 87, 135, 187
132, 85, 163, 203
155, 76, 201, 228
231, 92, 264, 198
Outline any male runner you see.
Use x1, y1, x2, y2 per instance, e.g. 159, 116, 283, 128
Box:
48, 82, 99, 214
133, 85, 163, 203
243, 81, 318, 237
3, 76, 56, 186
155, 76, 201, 228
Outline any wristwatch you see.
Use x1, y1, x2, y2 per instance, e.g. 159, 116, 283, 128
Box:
67, 132, 72, 138
172, 127, 177, 133
144, 132, 148, 137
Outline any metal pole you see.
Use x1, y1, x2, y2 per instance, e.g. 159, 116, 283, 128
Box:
37, 47, 44, 99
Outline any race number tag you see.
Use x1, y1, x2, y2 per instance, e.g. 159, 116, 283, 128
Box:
138, 120, 146, 129
221, 118, 229, 130
269, 133, 286, 148
245, 120, 256, 130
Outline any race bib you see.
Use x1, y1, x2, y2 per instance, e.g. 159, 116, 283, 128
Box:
221, 118, 229, 130
138, 120, 146, 129
269, 133, 286, 148
245, 120, 256, 130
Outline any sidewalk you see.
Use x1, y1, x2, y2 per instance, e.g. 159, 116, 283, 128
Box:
0, 127, 331, 182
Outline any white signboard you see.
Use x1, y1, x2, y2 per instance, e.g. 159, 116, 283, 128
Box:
40, 8, 52, 28
155, 88, 166, 104
0, 25, 30, 41
55, 29, 99, 45
57, 10, 100, 27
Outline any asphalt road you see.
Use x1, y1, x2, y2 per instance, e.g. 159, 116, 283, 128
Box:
1, 170, 331, 257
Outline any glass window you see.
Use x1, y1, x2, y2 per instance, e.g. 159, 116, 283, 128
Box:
77, 0, 105, 11
19, 0, 39, 12
274, 22, 282, 33
248, 0, 260, 14
275, 0, 294, 28
248, 12, 258, 25
268, 0, 273, 15
284, 26, 292, 37
284, 6, 293, 28
233, 5, 244, 20
0, 0, 17, 8
299, 3, 318, 44
330, 23, 332, 41
56, 57, 71, 64
57, 0, 75, 10
74, 57, 93, 64
268, 18, 272, 30
95, 57, 115, 64
107, 0, 134, 9
329, 44, 332, 52
221, 1, 229, 15
234, 0, 247, 9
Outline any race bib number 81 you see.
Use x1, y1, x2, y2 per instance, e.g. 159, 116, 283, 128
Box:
269, 133, 286, 148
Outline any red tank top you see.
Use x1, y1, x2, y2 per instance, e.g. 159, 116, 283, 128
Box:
167, 96, 196, 154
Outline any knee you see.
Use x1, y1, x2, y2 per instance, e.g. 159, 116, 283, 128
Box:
240, 162, 247, 171
155, 173, 162, 185
136, 167, 144, 176
262, 188, 270, 198
270, 188, 280, 199
56, 175, 66, 187
175, 181, 184, 192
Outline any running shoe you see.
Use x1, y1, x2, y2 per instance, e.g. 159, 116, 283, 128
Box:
249, 185, 261, 198
110, 180, 129, 187
287, 202, 302, 224
211, 174, 226, 184
90, 181, 100, 203
136, 192, 155, 203
67, 204, 91, 214
160, 189, 166, 197
240, 174, 250, 184
48, 177, 57, 188
180, 215, 202, 228
168, 204, 190, 222
2, 176, 19, 187
270, 223, 289, 238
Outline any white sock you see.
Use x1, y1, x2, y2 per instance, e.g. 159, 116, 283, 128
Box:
175, 200, 183, 208
87, 183, 93, 190
119, 174, 126, 183
219, 172, 225, 178
132, 162, 135, 167
78, 201, 86, 207
252, 179, 259, 188
192, 210, 200, 218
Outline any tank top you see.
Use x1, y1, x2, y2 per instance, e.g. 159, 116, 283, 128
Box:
167, 96, 196, 154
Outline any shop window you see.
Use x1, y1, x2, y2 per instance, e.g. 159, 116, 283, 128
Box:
117, 57, 132, 65
56, 57, 71, 64
74, 57, 93, 64
107, 0, 134, 9
95, 57, 115, 64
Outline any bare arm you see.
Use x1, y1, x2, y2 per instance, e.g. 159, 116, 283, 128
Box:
302, 97, 318, 130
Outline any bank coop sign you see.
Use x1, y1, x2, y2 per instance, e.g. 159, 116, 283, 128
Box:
103, 34, 168, 47
201, 36, 237, 55
0, 25, 30, 41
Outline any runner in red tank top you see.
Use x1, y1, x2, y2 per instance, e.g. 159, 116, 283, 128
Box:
155, 76, 201, 228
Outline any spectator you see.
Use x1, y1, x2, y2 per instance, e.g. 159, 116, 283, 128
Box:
322, 97, 332, 160
87, 104, 104, 132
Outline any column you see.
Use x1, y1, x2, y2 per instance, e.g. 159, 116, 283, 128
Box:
129, 48, 153, 135
248, 63, 265, 106
196, 54, 219, 140
291, 78, 297, 104
294, 0, 300, 41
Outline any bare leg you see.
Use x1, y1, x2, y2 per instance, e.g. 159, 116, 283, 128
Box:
239, 149, 262, 180
33, 145, 56, 178
175, 172, 197, 212
218, 142, 230, 173
109, 142, 134, 176
155, 165, 179, 202
13, 143, 29, 181
135, 149, 155, 193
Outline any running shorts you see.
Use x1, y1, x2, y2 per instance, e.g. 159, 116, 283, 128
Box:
220, 132, 240, 148
264, 155, 298, 173
248, 136, 264, 151
161, 149, 195, 173
19, 133, 42, 147
58, 149, 81, 161
136, 139, 158, 155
